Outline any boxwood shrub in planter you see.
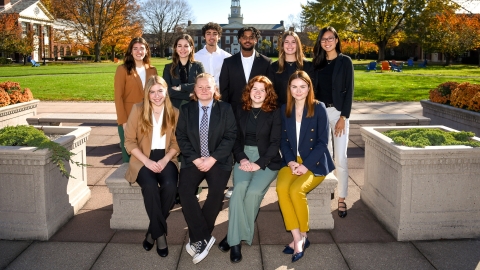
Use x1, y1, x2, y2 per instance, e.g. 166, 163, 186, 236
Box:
0, 125, 91, 240
360, 125, 480, 241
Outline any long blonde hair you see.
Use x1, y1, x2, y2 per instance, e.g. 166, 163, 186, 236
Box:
277, 31, 305, 74
141, 76, 176, 135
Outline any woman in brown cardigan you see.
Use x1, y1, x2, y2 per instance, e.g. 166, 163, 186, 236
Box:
124, 75, 180, 258
115, 37, 158, 162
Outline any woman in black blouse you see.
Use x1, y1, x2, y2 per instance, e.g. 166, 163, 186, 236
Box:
269, 31, 313, 106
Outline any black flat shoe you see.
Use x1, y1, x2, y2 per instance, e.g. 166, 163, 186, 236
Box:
338, 201, 347, 218
230, 244, 242, 263
143, 238, 154, 251
218, 235, 230, 252
283, 237, 310, 254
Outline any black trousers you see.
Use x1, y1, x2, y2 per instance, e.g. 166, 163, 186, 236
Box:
178, 163, 231, 242
136, 149, 178, 239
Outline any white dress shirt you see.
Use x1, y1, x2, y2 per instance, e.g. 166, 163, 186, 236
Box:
136, 66, 146, 88
195, 46, 231, 88
241, 49, 256, 83
151, 108, 166, 150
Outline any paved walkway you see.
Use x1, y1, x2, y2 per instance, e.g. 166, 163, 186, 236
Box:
1, 102, 479, 270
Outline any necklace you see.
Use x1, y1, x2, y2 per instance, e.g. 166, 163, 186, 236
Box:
286, 61, 295, 66
327, 60, 332, 65
252, 108, 261, 119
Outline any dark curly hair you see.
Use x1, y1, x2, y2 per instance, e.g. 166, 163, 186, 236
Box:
201, 22, 223, 37
237, 26, 261, 40
241, 75, 277, 112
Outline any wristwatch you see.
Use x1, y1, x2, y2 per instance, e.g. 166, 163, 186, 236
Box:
340, 116, 347, 121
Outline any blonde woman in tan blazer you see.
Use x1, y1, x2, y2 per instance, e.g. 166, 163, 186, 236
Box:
115, 37, 158, 162
124, 75, 180, 258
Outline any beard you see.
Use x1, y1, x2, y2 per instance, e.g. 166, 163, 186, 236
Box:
241, 43, 254, 51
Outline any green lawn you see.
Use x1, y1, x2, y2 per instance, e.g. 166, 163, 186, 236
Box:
1, 58, 479, 102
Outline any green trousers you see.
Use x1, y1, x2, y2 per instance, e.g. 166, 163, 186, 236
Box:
118, 125, 130, 163
227, 146, 278, 246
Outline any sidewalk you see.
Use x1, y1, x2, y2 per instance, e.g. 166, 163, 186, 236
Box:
1, 102, 479, 270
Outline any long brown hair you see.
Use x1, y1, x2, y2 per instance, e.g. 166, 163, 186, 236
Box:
123, 37, 151, 75
140, 76, 176, 135
277, 31, 304, 74
241, 76, 277, 112
170, 34, 195, 78
285, 70, 317, 118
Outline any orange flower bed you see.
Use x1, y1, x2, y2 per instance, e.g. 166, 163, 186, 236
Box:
429, 81, 480, 112
0, 81, 34, 107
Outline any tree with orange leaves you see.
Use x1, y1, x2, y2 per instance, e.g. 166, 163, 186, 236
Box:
52, 0, 141, 62
0, 13, 21, 55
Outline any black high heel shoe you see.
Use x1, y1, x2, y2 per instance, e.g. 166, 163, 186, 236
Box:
282, 237, 310, 254
143, 234, 154, 251
338, 201, 347, 218
292, 237, 306, 263
156, 234, 168, 257
218, 235, 230, 252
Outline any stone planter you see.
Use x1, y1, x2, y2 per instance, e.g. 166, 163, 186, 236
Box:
0, 126, 91, 240
360, 125, 480, 241
0, 99, 40, 128
421, 100, 480, 135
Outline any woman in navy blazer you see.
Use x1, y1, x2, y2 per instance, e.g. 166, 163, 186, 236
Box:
277, 70, 334, 263
163, 34, 205, 109
217, 75, 281, 263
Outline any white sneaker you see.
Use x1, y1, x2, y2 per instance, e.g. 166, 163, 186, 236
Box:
225, 187, 233, 198
185, 240, 195, 257
192, 236, 216, 264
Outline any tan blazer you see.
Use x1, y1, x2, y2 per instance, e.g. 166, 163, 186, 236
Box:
114, 64, 158, 125
124, 103, 180, 183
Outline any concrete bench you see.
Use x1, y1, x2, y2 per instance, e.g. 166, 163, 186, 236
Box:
27, 113, 117, 126
106, 163, 338, 230
349, 114, 430, 125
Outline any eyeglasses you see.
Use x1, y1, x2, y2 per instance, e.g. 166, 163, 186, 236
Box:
320, 37, 335, 43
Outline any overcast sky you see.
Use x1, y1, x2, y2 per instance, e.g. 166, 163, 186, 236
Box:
187, 0, 309, 25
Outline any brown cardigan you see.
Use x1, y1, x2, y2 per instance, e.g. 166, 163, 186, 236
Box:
114, 64, 158, 125
124, 103, 180, 183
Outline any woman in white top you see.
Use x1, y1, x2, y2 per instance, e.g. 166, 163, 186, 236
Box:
124, 75, 180, 258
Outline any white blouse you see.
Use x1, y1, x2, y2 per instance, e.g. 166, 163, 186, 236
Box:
151, 108, 166, 150
136, 66, 146, 88
296, 121, 301, 157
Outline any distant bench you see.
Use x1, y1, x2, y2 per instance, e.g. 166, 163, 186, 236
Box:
27, 113, 430, 126
27, 113, 117, 126
106, 163, 338, 230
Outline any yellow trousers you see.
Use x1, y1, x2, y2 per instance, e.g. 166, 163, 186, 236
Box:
276, 157, 325, 232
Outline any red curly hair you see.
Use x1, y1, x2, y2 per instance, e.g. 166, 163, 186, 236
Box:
241, 76, 277, 112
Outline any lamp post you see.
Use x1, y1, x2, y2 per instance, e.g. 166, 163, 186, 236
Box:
357, 36, 361, 61
42, 25, 47, 65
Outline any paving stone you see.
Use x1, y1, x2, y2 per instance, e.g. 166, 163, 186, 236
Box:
339, 242, 434, 270
330, 210, 396, 243
86, 167, 113, 186
413, 239, 480, 270
91, 167, 116, 186
82, 186, 113, 210
6, 242, 105, 270
348, 168, 364, 188
259, 187, 280, 211
49, 209, 115, 243
92, 243, 179, 270
0, 240, 31, 269
261, 244, 349, 270
86, 150, 122, 166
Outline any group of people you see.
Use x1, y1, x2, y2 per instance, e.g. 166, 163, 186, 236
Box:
114, 23, 353, 265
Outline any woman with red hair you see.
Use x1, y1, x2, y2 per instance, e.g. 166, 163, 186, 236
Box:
217, 75, 282, 263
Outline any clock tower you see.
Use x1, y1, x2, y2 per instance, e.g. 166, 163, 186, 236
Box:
228, 0, 243, 24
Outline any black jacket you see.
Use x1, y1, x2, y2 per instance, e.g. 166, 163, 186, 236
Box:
163, 61, 205, 108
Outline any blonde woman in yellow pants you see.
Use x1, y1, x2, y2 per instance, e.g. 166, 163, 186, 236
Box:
277, 71, 335, 263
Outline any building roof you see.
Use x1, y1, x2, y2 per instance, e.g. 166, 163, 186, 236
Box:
1, 0, 35, 13
455, 0, 480, 14
187, 23, 285, 31
0, 0, 54, 21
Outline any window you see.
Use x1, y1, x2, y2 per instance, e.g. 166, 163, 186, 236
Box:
233, 36, 238, 44
60, 46, 65, 57
66, 46, 71, 56
54, 46, 58, 58
21, 22, 27, 35
225, 36, 230, 44
225, 47, 230, 53
225, 30, 230, 33
33, 24, 39, 36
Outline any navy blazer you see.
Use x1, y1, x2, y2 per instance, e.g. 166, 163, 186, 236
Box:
175, 100, 237, 171
313, 53, 354, 118
219, 51, 271, 111
280, 102, 335, 176
232, 107, 282, 171
163, 61, 205, 108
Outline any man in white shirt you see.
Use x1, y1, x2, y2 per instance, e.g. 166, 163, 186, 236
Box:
195, 22, 231, 88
